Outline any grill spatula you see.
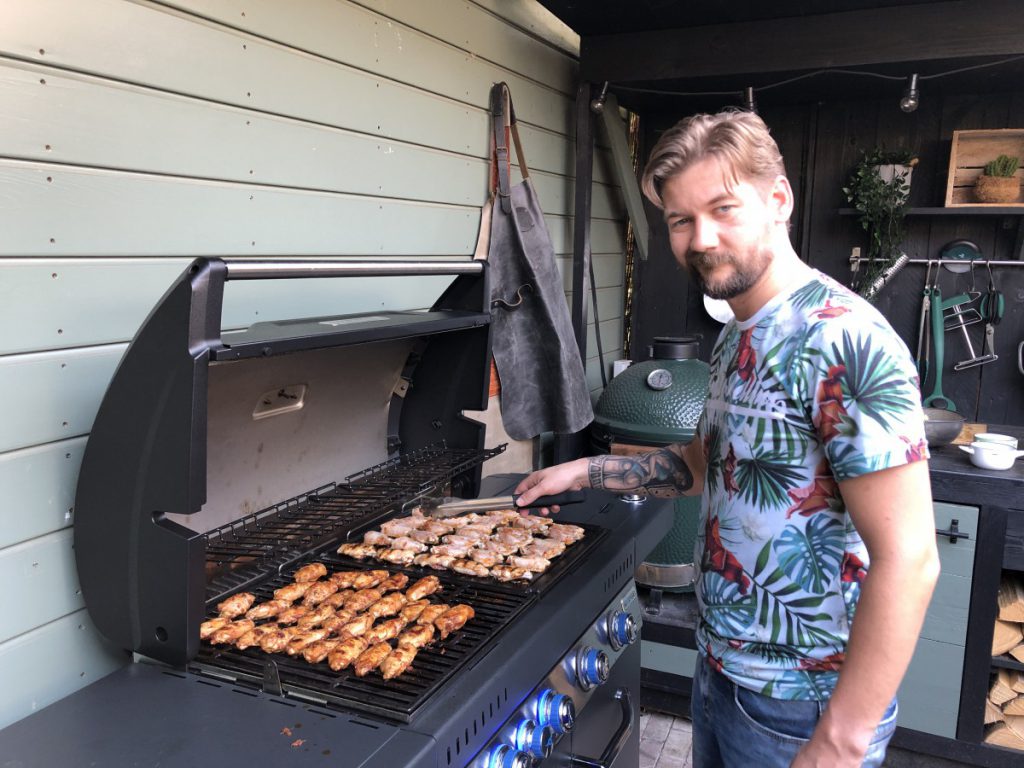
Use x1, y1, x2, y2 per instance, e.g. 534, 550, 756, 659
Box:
419, 490, 585, 517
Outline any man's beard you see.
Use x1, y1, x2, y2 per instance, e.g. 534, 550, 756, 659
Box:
686, 245, 772, 301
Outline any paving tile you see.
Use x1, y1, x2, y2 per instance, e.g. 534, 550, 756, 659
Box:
640, 710, 652, 738
640, 733, 663, 768
642, 711, 675, 743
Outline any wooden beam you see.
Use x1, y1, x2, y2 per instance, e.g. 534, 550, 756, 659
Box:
581, 0, 1024, 83
597, 93, 649, 261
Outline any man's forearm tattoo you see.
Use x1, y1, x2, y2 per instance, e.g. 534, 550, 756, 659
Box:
587, 446, 693, 497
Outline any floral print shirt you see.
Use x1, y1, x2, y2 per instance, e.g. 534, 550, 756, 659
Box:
694, 270, 928, 700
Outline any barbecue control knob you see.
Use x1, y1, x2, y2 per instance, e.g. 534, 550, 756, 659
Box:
576, 646, 610, 690
536, 689, 575, 735
483, 744, 531, 768
607, 610, 638, 650
513, 718, 555, 759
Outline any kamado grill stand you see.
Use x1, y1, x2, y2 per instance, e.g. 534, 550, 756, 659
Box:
0, 258, 672, 767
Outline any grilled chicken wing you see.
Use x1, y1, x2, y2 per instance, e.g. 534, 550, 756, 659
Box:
399, 600, 430, 623
469, 548, 502, 568
235, 625, 276, 650
302, 637, 341, 664
416, 604, 450, 626
209, 619, 256, 645
200, 617, 230, 639
378, 573, 410, 592
339, 613, 376, 638
379, 547, 416, 565
380, 644, 419, 680
364, 617, 407, 644
322, 590, 354, 610
451, 559, 489, 578
328, 636, 369, 671
216, 592, 256, 619
367, 592, 408, 619
489, 565, 532, 582
245, 599, 292, 620
354, 642, 393, 677
301, 580, 340, 607
328, 571, 363, 589
345, 587, 384, 613
397, 622, 434, 649
508, 555, 551, 573
276, 605, 311, 625
296, 603, 337, 630
337, 542, 379, 560
286, 628, 330, 655
435, 604, 475, 639
274, 582, 314, 602
320, 610, 356, 635
405, 575, 442, 601
259, 627, 297, 654
293, 562, 328, 583
352, 570, 390, 589
414, 553, 457, 570
362, 530, 393, 546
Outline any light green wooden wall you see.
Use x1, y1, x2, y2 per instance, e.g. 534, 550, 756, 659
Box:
0, 0, 629, 728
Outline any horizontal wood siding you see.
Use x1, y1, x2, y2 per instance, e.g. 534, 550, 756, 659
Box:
0, 0, 628, 727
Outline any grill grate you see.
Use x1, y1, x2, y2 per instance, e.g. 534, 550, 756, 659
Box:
193, 564, 532, 723
203, 445, 503, 602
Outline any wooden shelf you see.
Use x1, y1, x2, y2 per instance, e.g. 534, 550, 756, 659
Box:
839, 207, 1024, 216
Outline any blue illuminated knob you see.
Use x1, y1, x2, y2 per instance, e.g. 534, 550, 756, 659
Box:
484, 743, 531, 768
607, 610, 638, 651
513, 718, 555, 759
576, 646, 610, 690
536, 689, 575, 735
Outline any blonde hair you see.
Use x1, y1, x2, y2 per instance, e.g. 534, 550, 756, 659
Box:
641, 110, 786, 209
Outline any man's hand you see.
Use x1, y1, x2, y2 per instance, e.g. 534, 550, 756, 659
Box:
514, 458, 590, 515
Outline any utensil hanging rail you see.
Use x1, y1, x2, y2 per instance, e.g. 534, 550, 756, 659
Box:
849, 257, 1024, 268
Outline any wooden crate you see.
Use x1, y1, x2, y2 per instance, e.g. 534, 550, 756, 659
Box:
945, 129, 1024, 207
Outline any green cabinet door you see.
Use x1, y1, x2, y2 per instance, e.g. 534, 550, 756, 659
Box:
896, 502, 978, 738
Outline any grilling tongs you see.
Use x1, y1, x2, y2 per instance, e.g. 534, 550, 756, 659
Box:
420, 490, 585, 517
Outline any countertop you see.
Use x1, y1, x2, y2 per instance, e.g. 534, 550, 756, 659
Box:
927, 424, 1024, 509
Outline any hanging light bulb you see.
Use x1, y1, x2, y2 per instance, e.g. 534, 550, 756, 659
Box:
590, 81, 609, 114
743, 86, 757, 114
899, 74, 920, 113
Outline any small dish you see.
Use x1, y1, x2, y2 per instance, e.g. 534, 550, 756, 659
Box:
974, 433, 1019, 450
960, 442, 1024, 470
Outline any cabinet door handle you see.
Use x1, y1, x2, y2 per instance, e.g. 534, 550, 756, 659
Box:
935, 518, 969, 544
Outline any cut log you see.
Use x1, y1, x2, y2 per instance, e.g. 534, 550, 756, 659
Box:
1007, 714, 1024, 741
1005, 697, 1024, 716
985, 722, 1024, 749
1015, 674, 1024, 695
994, 619, 1024, 656
992, 669, 1019, 706
1012, 644, 1024, 665
998, 576, 1024, 623
986, 697, 1006, 724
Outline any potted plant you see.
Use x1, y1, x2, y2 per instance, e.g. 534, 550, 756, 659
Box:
843, 149, 918, 301
975, 154, 1021, 204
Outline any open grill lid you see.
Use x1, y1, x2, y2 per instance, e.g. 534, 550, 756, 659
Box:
73, 258, 493, 665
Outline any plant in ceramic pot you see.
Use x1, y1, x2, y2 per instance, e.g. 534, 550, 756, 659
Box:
843, 149, 918, 301
974, 154, 1021, 204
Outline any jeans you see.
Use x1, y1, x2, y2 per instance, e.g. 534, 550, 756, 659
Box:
690, 658, 898, 768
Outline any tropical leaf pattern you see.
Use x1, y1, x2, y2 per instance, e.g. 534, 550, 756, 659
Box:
694, 272, 927, 701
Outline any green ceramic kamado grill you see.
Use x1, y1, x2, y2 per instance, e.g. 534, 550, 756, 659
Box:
590, 336, 709, 591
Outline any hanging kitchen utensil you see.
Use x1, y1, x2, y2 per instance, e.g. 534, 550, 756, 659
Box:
923, 284, 956, 411
916, 262, 935, 386
939, 239, 982, 274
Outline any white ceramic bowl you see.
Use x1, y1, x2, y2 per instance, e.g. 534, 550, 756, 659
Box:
960, 442, 1024, 470
974, 433, 1019, 450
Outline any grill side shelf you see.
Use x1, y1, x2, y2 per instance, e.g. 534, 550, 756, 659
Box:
203, 445, 505, 606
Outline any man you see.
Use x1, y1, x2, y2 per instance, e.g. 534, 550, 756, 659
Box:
514, 110, 939, 768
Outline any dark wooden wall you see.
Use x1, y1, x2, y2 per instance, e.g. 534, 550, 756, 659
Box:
633, 90, 1024, 425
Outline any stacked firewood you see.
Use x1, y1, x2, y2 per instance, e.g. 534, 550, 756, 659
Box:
985, 575, 1024, 749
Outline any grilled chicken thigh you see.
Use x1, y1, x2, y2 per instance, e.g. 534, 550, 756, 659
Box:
292, 562, 328, 583
520, 540, 565, 559
546, 523, 585, 543
408, 529, 440, 544
435, 605, 475, 639
216, 592, 256, 619
328, 636, 368, 671
354, 642, 393, 676
405, 575, 442, 601
380, 645, 419, 680
469, 548, 502, 568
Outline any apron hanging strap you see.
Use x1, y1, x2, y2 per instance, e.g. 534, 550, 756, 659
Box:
489, 82, 529, 214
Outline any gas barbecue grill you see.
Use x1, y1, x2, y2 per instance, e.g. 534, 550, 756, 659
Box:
0, 258, 672, 767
